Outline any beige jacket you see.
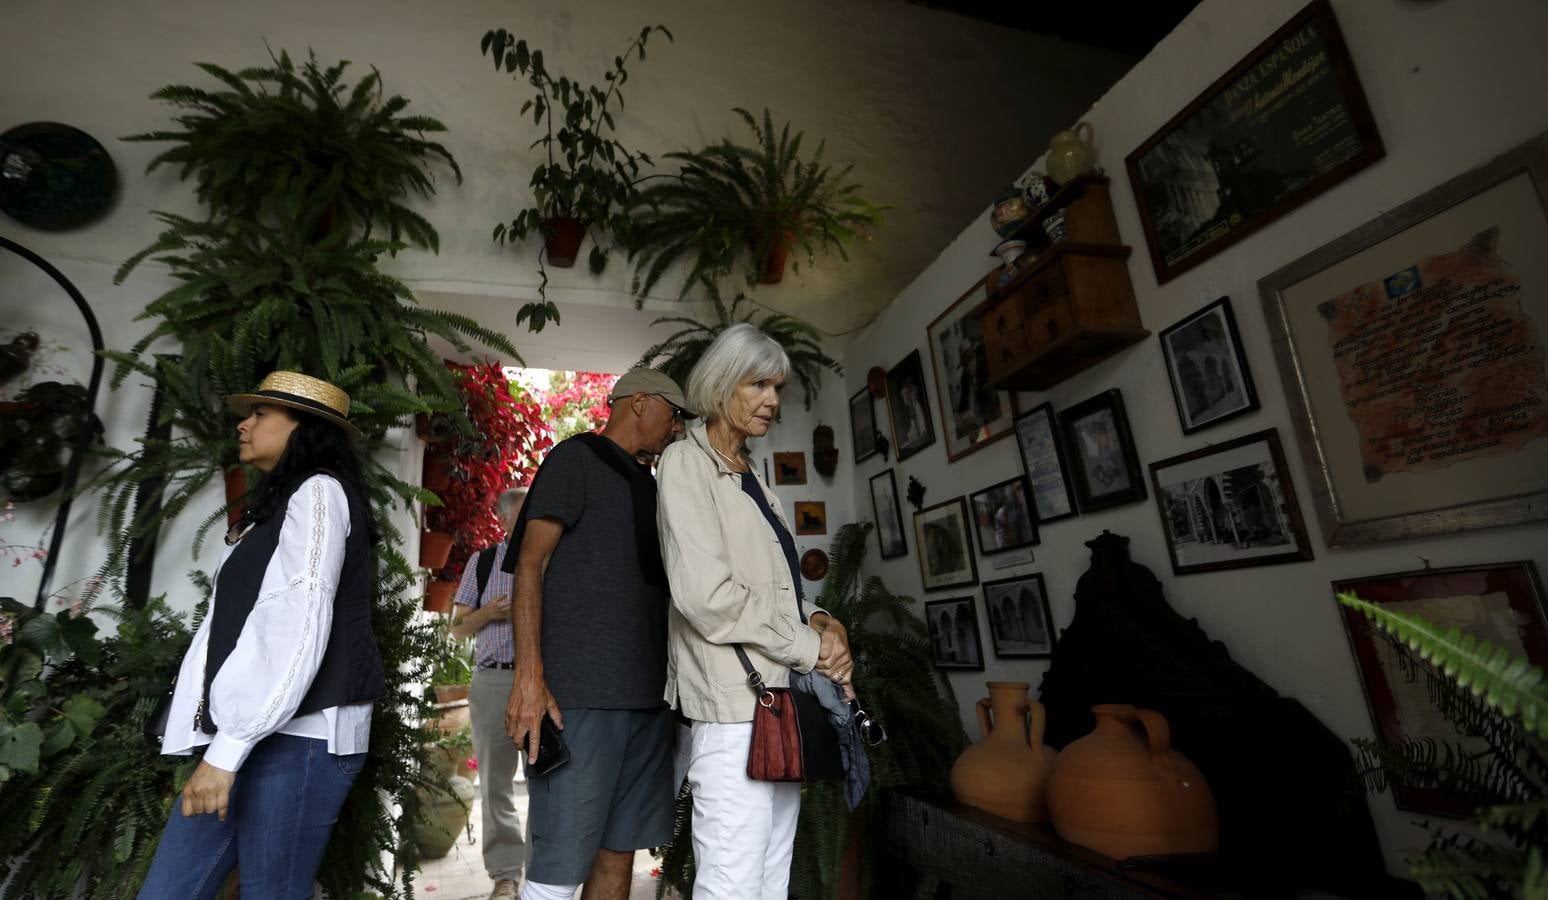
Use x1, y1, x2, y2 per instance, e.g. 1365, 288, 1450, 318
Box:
657, 423, 825, 723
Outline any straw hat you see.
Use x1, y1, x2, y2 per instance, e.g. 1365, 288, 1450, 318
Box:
226, 371, 362, 440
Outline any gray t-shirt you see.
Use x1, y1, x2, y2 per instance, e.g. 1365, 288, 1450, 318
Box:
522, 436, 667, 709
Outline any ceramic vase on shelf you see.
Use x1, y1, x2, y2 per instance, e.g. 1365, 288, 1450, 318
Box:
989, 239, 1029, 294
1047, 121, 1097, 185
989, 185, 1034, 238
949, 681, 1058, 823
1047, 703, 1218, 860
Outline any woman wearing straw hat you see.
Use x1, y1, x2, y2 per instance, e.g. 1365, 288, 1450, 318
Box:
139, 371, 386, 899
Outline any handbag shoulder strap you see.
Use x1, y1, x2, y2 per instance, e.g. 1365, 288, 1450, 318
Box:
733, 645, 771, 699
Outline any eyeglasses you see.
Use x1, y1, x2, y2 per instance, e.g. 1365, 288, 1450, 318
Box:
851, 701, 887, 746
652, 395, 687, 422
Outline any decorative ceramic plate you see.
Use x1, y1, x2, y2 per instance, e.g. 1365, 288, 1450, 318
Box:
0, 122, 117, 230
799, 548, 829, 581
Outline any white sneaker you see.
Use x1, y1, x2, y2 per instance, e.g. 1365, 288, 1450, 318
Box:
489, 878, 519, 900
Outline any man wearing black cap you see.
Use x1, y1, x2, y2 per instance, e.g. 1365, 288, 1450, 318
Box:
501, 368, 693, 900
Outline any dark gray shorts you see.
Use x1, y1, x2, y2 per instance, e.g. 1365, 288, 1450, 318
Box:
526, 707, 676, 885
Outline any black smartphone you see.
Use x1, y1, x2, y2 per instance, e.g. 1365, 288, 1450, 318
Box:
526, 713, 570, 776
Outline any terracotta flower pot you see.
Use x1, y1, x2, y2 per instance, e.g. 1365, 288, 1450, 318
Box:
423, 579, 456, 613
420, 531, 454, 570
1047, 704, 1219, 860
423, 453, 451, 493
224, 466, 248, 527
542, 217, 586, 268
949, 681, 1058, 823
434, 683, 469, 704
759, 230, 795, 284
412, 775, 476, 859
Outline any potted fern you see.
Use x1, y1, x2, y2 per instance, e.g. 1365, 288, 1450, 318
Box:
480, 24, 672, 332
626, 108, 885, 301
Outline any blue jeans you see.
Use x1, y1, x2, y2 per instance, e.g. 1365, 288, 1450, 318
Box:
138, 733, 366, 899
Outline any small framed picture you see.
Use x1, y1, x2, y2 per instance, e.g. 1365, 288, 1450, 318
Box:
926, 277, 1019, 462
1057, 389, 1147, 512
924, 596, 984, 670
912, 496, 979, 591
1158, 296, 1259, 434
885, 349, 937, 462
793, 501, 827, 535
850, 388, 878, 464
1333, 561, 1548, 817
1014, 402, 1078, 524
869, 469, 908, 559
968, 476, 1038, 556
772, 452, 806, 485
982, 573, 1056, 658
1148, 427, 1314, 575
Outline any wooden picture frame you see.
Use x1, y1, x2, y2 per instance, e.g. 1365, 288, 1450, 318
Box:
1259, 133, 1548, 546
1013, 402, 1079, 524
924, 596, 985, 670
885, 349, 937, 462
771, 451, 807, 485
1148, 427, 1314, 575
869, 469, 908, 559
1125, 0, 1384, 284
1057, 389, 1147, 512
968, 475, 1039, 556
1333, 561, 1548, 817
982, 573, 1057, 658
793, 501, 827, 535
912, 496, 979, 591
926, 275, 1019, 462
1159, 296, 1260, 434
849, 387, 878, 464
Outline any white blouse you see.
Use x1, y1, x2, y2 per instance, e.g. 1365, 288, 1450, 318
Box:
161, 474, 373, 771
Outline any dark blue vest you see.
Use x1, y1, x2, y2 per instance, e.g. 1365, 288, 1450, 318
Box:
200, 473, 385, 734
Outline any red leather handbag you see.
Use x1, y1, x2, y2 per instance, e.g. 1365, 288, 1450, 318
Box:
735, 647, 843, 782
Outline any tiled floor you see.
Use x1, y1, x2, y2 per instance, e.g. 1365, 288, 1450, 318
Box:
409, 779, 672, 900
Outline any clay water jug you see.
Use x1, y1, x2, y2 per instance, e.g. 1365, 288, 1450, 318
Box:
1047, 121, 1096, 185
1047, 704, 1218, 860
950, 682, 1058, 823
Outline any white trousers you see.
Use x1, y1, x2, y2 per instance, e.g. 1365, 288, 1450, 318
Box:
686, 721, 802, 900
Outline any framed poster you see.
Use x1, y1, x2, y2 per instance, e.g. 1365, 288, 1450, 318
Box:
912, 496, 979, 591
793, 501, 827, 535
885, 349, 936, 462
982, 573, 1056, 658
1333, 561, 1548, 817
1057, 389, 1147, 512
1259, 134, 1548, 546
1014, 402, 1078, 523
1125, 0, 1384, 284
926, 275, 1018, 462
849, 388, 878, 464
772, 452, 806, 485
968, 476, 1038, 556
1158, 296, 1260, 434
869, 469, 908, 559
924, 596, 984, 671
1148, 428, 1314, 575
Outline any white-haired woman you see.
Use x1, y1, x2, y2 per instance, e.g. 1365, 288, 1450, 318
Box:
656, 323, 853, 899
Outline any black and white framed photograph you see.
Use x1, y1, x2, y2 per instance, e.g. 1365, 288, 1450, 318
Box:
968, 476, 1038, 555
1057, 389, 1147, 512
869, 469, 908, 559
850, 387, 878, 464
885, 349, 937, 462
1159, 296, 1260, 434
1014, 402, 1078, 523
913, 496, 979, 591
926, 277, 1019, 462
982, 573, 1056, 658
924, 596, 984, 670
1149, 427, 1314, 575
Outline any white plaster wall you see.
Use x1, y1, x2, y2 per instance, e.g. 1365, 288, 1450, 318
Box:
843, 0, 1548, 876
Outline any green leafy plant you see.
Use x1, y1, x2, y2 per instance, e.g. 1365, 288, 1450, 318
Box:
480, 24, 672, 331
124, 48, 460, 253
626, 107, 885, 301
429, 629, 474, 688
1337, 592, 1548, 899
654, 523, 964, 899
0, 380, 103, 502
634, 284, 841, 410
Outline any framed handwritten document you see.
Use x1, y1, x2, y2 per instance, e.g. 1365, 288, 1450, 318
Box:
1259, 134, 1548, 546
1126, 0, 1383, 283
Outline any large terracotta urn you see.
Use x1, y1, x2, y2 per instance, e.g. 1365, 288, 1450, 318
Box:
949, 681, 1058, 823
1048, 704, 1218, 859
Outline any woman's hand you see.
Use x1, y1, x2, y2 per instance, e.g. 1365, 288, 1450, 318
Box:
811, 613, 854, 685
181, 760, 237, 820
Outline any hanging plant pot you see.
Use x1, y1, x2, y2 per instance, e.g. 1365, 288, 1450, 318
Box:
759, 230, 796, 284
423, 579, 457, 612
423, 453, 451, 493
542, 217, 586, 268
420, 531, 454, 570
224, 465, 248, 527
